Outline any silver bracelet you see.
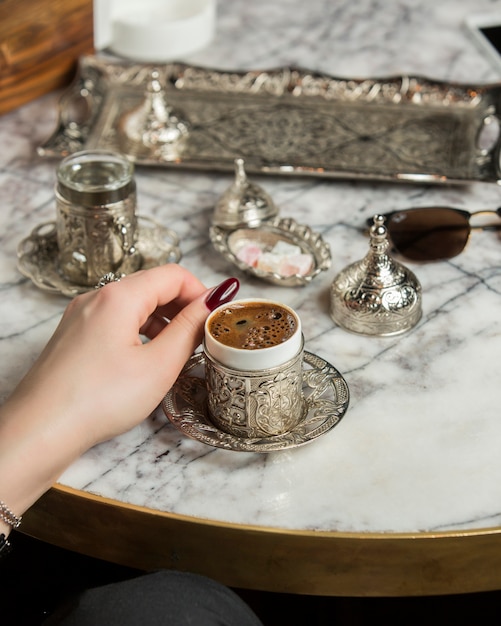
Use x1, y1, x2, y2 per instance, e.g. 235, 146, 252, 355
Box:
0, 500, 22, 529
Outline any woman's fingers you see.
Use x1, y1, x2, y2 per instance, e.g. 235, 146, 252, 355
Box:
139, 274, 241, 341
144, 277, 240, 389
139, 312, 169, 339
123, 265, 207, 320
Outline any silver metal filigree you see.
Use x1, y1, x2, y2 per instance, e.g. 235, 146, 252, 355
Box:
205, 345, 305, 438
162, 351, 350, 452
212, 158, 279, 229
56, 201, 141, 286
38, 55, 501, 184
210, 216, 331, 287
55, 150, 141, 286
118, 68, 190, 161
95, 272, 124, 288
330, 215, 422, 336
17, 216, 181, 297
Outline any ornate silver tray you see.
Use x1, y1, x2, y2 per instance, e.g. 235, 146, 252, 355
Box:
17, 215, 181, 297
38, 55, 501, 184
162, 351, 350, 452
210, 216, 331, 286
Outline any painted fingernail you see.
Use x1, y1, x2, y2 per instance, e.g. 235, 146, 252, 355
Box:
205, 277, 240, 311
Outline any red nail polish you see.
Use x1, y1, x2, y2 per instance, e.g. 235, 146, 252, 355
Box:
205, 277, 240, 311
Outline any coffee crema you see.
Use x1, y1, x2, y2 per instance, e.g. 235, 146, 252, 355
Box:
208, 301, 297, 350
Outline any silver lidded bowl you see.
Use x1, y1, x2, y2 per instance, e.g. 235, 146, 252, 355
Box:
212, 158, 279, 229
210, 158, 331, 286
330, 215, 422, 336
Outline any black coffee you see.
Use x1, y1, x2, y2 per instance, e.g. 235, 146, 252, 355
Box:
208, 301, 297, 349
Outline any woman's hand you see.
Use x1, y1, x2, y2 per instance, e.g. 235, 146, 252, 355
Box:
0, 265, 239, 526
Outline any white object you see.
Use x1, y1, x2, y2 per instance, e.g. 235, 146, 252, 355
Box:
94, 0, 216, 61
204, 298, 303, 371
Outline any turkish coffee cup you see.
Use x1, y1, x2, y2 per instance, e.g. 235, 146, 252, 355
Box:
203, 298, 306, 438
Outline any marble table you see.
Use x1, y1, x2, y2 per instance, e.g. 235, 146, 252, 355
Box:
2, 0, 501, 596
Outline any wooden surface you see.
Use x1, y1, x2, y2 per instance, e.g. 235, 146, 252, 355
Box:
21, 485, 501, 597
0, 0, 94, 115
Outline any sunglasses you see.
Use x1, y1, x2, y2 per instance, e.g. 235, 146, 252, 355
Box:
366, 207, 501, 261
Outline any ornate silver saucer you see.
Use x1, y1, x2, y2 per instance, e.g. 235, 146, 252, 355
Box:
17, 215, 181, 297
210, 217, 331, 287
162, 351, 350, 452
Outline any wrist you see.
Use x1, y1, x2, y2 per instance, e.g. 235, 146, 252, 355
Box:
0, 389, 87, 521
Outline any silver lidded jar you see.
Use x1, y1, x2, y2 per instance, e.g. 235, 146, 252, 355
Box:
55, 150, 142, 286
330, 214, 422, 336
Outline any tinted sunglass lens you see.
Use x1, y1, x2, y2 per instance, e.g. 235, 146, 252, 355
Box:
386, 208, 470, 261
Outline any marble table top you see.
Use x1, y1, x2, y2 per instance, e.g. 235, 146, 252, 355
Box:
1, 0, 501, 535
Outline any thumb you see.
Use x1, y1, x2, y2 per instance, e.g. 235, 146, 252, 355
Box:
146, 277, 240, 389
